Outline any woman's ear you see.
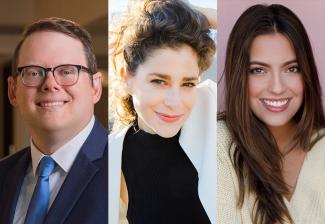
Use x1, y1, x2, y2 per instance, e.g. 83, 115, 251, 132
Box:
120, 67, 134, 95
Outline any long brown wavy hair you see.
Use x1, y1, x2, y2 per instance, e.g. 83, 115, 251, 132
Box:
109, 0, 216, 128
218, 4, 325, 224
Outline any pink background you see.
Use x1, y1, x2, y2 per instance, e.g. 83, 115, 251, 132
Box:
217, 0, 325, 111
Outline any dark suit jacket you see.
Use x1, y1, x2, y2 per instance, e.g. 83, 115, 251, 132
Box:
0, 120, 108, 224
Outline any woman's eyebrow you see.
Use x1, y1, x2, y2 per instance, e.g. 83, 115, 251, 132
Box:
249, 59, 298, 67
282, 59, 298, 66
249, 61, 269, 67
183, 77, 199, 81
148, 73, 170, 80
148, 73, 198, 81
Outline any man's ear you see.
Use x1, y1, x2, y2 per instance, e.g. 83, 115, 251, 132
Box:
8, 76, 18, 107
120, 67, 133, 95
91, 72, 102, 104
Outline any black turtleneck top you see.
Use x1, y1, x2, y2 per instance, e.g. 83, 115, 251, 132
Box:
122, 127, 211, 224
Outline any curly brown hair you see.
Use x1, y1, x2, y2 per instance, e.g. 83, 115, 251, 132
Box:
110, 0, 216, 127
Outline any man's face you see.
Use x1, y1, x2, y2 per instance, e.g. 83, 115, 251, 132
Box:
8, 31, 102, 138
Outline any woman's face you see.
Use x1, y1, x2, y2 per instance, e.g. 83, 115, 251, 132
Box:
126, 45, 200, 138
248, 33, 304, 129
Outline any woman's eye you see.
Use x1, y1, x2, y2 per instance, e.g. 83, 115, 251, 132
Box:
249, 67, 265, 75
151, 79, 166, 85
182, 82, 196, 88
287, 66, 300, 73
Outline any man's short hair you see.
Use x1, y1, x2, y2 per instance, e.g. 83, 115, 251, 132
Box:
12, 17, 97, 76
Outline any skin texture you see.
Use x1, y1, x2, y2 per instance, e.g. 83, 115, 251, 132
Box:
126, 45, 200, 138
8, 31, 102, 154
248, 33, 304, 131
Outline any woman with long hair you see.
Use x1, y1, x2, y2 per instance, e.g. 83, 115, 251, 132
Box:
218, 4, 325, 224
109, 0, 216, 223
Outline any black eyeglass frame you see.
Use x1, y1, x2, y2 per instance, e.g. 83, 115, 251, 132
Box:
16, 64, 92, 87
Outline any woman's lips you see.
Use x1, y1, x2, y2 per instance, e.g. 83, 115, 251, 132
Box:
156, 112, 183, 123
260, 98, 291, 112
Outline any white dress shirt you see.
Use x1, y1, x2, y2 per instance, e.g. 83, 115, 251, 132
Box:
13, 116, 95, 224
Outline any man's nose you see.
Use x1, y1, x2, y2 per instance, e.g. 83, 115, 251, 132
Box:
40, 71, 61, 92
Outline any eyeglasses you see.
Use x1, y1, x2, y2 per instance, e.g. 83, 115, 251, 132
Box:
16, 64, 92, 87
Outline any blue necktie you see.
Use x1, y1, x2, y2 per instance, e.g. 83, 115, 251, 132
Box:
24, 156, 56, 224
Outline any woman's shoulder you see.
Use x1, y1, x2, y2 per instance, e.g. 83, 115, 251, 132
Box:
217, 120, 229, 134
308, 128, 325, 155
217, 120, 233, 153
216, 120, 245, 223
109, 126, 130, 144
197, 79, 217, 98
312, 128, 325, 142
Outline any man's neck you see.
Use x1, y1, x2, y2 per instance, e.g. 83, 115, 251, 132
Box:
30, 117, 94, 155
31, 130, 77, 155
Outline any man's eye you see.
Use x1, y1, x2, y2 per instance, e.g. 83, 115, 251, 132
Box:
60, 70, 73, 76
63, 71, 71, 75
56, 66, 77, 76
31, 72, 39, 76
26, 70, 42, 77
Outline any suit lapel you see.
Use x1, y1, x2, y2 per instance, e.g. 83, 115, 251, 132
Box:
45, 151, 98, 223
45, 120, 107, 223
0, 149, 31, 224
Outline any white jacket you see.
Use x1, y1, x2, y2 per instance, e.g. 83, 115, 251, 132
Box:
109, 80, 217, 224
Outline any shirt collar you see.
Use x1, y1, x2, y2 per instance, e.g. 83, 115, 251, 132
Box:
30, 116, 95, 176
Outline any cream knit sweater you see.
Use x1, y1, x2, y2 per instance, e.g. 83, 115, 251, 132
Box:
217, 121, 325, 224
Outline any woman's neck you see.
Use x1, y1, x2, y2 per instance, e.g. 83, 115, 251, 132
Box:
268, 121, 298, 154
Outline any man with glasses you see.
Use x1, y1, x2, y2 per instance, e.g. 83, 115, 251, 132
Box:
0, 17, 107, 224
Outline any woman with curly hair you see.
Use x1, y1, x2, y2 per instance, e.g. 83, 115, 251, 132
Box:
109, 0, 216, 223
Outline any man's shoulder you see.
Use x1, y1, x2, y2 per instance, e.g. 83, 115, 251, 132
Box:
0, 148, 30, 181
80, 119, 108, 162
89, 119, 108, 145
0, 148, 30, 169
